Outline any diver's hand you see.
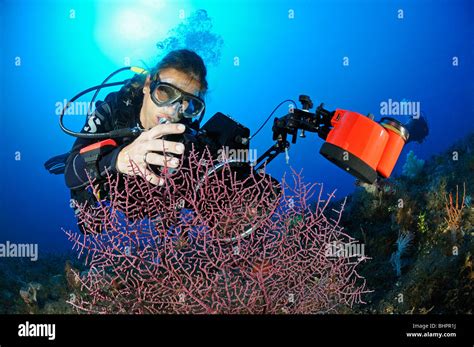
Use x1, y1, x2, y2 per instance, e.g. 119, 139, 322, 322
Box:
116, 123, 185, 185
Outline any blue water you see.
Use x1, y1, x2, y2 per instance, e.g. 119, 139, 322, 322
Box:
1, 0, 472, 252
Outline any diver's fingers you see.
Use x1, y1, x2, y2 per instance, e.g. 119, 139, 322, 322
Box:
133, 162, 164, 186
142, 169, 165, 186
144, 152, 180, 168
146, 123, 185, 141
145, 139, 185, 155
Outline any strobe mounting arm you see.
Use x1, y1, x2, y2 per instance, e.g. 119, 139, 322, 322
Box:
253, 95, 335, 171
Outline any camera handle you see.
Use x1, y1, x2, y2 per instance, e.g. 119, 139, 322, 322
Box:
254, 95, 334, 172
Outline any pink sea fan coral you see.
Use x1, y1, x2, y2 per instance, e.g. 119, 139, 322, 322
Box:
66, 149, 369, 314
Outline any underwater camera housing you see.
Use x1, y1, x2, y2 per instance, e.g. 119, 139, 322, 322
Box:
149, 112, 251, 175
174, 112, 249, 159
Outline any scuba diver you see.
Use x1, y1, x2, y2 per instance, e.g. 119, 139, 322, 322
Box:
62, 49, 208, 209
43, 49, 211, 233
46, 48, 430, 234
66, 49, 207, 187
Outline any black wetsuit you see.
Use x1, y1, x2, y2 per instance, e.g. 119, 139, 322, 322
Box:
64, 91, 143, 190
62, 79, 147, 224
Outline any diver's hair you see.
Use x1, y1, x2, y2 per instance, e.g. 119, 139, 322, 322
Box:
121, 49, 208, 104
153, 49, 208, 98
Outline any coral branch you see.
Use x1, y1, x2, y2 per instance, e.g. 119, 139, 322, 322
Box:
444, 183, 466, 232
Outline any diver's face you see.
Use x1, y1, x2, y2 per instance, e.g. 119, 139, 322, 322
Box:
140, 68, 202, 129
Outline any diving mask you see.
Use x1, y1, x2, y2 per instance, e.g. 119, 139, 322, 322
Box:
150, 79, 206, 119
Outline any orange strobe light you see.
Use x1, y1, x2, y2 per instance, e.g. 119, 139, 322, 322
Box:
319, 110, 409, 184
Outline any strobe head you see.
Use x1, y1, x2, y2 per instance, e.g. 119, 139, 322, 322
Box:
319, 111, 410, 184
